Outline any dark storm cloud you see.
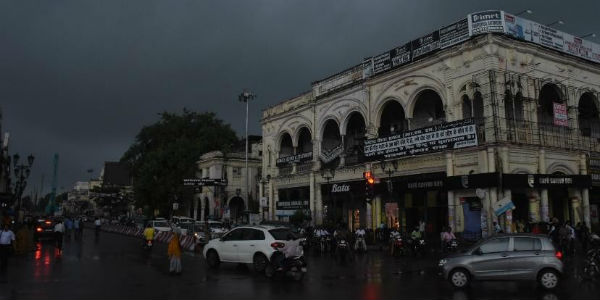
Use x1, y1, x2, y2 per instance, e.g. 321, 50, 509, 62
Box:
1, 0, 598, 193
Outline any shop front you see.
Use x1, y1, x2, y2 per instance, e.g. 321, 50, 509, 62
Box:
321, 181, 367, 231
276, 186, 310, 221
385, 172, 447, 235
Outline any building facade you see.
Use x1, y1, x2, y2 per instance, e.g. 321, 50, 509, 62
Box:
194, 138, 263, 223
261, 11, 600, 236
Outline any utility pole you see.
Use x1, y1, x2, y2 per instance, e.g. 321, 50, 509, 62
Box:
238, 90, 256, 213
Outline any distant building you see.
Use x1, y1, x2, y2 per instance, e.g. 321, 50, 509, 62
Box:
194, 136, 262, 223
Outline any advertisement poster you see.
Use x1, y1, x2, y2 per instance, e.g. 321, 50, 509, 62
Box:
440, 18, 470, 48
563, 33, 594, 61
411, 30, 440, 59
391, 43, 412, 67
364, 119, 478, 160
504, 13, 535, 42
372, 51, 392, 75
553, 102, 568, 126
469, 10, 504, 35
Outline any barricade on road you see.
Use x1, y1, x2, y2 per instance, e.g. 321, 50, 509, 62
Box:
100, 224, 196, 251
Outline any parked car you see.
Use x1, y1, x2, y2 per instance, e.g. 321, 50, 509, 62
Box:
149, 218, 172, 232
34, 218, 56, 241
203, 225, 303, 274
438, 234, 563, 290
194, 220, 227, 244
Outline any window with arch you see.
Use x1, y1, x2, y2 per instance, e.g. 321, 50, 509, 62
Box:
344, 112, 366, 165
538, 83, 566, 127
279, 132, 294, 157
412, 89, 445, 129
578, 92, 600, 138
297, 127, 313, 154
379, 100, 407, 136
462, 95, 472, 119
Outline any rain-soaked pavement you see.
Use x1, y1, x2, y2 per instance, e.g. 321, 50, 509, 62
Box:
0, 229, 598, 300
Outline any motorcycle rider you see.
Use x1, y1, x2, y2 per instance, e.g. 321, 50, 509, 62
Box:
143, 223, 156, 249
354, 226, 367, 252
441, 226, 457, 252
389, 228, 401, 256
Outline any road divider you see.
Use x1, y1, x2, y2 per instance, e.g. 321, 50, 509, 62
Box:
98, 224, 196, 251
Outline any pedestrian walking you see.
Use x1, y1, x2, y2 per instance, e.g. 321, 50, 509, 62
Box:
168, 230, 182, 275
65, 217, 73, 241
0, 224, 16, 273
73, 218, 81, 240
54, 219, 65, 253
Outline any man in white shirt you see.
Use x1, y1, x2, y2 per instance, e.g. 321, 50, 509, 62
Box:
0, 224, 16, 273
355, 227, 367, 251
54, 220, 65, 252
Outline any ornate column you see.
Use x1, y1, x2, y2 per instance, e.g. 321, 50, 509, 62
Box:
539, 149, 549, 222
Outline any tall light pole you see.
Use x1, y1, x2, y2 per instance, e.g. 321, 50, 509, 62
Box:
239, 90, 256, 213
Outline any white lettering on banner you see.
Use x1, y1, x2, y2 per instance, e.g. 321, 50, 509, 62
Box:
553, 103, 568, 127
538, 177, 573, 185
407, 180, 443, 189
331, 184, 350, 193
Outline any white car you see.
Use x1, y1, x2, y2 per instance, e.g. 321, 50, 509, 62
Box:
203, 226, 302, 273
149, 219, 172, 232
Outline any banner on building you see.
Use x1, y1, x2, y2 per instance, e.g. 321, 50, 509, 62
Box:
391, 43, 412, 67
553, 102, 568, 126
364, 118, 478, 161
468, 10, 504, 36
411, 30, 440, 59
320, 144, 343, 163
440, 18, 470, 48
276, 152, 313, 166
494, 197, 516, 216
589, 152, 600, 187
372, 50, 392, 75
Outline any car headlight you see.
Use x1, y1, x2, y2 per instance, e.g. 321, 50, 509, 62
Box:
438, 259, 448, 266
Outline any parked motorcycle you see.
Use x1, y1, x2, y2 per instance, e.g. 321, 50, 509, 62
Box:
354, 235, 367, 253
411, 238, 427, 257
336, 239, 350, 262
265, 251, 307, 281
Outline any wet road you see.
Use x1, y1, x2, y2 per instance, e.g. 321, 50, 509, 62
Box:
0, 229, 598, 299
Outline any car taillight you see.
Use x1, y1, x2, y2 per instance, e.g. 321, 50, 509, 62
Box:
555, 251, 563, 259
45, 221, 51, 225
271, 242, 285, 249
36, 227, 43, 232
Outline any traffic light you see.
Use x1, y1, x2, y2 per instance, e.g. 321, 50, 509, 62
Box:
364, 171, 375, 202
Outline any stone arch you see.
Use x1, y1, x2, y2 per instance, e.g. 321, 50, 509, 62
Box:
511, 167, 532, 174
341, 109, 367, 135
320, 118, 342, 152
318, 116, 341, 141
292, 125, 312, 148
343, 111, 367, 159
276, 115, 313, 142
377, 98, 407, 136
295, 126, 313, 154
578, 92, 600, 137
538, 83, 565, 126
228, 196, 246, 222
278, 131, 294, 156
546, 162, 575, 175
409, 88, 446, 129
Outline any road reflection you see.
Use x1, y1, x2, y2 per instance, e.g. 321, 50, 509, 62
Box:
33, 242, 53, 280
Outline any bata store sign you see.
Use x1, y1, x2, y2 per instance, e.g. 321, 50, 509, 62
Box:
364, 119, 478, 161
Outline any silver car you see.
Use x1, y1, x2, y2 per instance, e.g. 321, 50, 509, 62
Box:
439, 234, 563, 289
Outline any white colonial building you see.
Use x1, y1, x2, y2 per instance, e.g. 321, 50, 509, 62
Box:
194, 137, 263, 223
261, 11, 600, 237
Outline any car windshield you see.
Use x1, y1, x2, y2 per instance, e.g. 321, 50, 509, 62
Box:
154, 221, 169, 227
269, 228, 297, 240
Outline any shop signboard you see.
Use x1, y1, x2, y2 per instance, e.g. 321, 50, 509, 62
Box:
411, 30, 440, 59
553, 102, 568, 127
364, 119, 477, 161
494, 197, 516, 216
276, 152, 313, 166
589, 152, 600, 187
276, 199, 310, 210
468, 10, 504, 36
440, 18, 469, 48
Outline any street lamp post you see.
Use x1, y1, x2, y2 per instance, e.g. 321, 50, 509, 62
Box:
320, 167, 335, 224
239, 90, 256, 213
546, 20, 564, 27
12, 153, 34, 217
380, 159, 398, 193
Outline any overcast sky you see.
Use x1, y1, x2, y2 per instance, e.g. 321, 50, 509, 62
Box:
1, 0, 598, 195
